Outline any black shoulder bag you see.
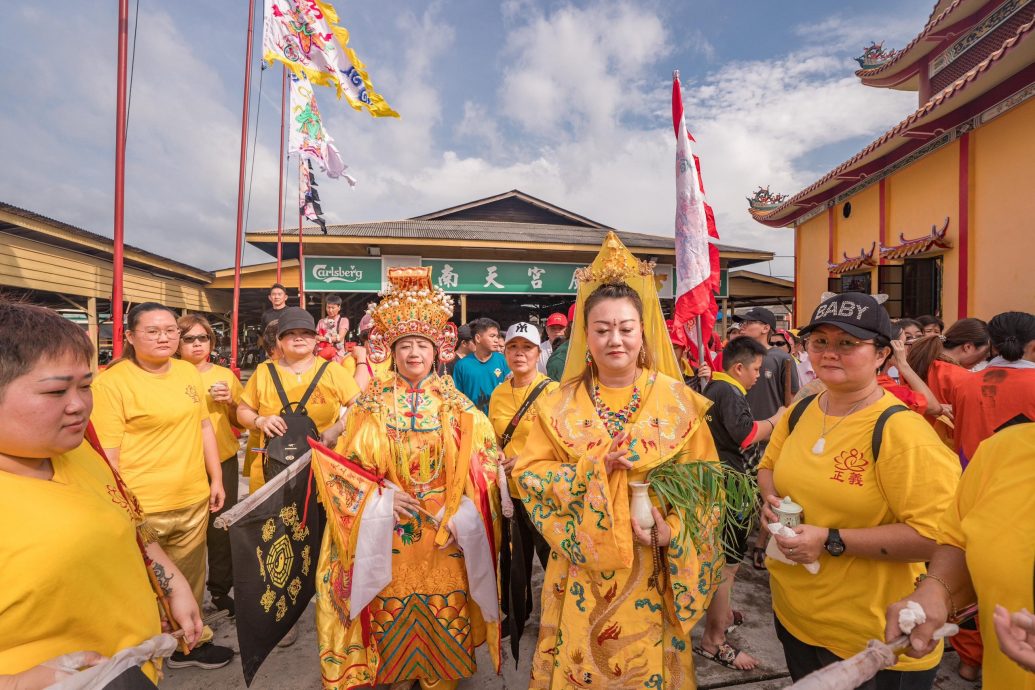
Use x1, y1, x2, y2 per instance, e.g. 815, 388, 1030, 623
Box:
499, 379, 551, 451
263, 360, 331, 481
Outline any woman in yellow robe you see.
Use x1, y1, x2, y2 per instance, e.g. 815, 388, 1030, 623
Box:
313, 267, 502, 690
514, 233, 723, 689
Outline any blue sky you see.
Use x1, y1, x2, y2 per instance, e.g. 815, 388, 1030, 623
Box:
0, 1, 933, 280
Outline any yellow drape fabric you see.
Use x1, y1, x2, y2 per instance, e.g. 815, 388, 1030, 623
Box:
314, 373, 502, 689
514, 371, 720, 689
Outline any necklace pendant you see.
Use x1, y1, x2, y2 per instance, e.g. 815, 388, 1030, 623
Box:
812, 437, 826, 455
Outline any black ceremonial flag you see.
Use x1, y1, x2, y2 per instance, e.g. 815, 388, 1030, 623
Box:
224, 454, 321, 685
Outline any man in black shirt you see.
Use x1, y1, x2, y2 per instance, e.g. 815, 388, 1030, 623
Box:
735, 307, 799, 421
260, 283, 290, 331
696, 336, 785, 671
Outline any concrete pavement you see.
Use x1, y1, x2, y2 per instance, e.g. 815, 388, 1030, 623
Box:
164, 561, 978, 689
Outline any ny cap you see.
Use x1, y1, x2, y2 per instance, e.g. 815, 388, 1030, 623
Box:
504, 322, 542, 347
798, 292, 892, 341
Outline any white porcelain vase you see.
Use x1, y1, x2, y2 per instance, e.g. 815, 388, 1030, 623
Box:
628, 481, 655, 530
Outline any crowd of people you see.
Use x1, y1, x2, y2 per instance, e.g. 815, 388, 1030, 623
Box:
1, 234, 1034, 690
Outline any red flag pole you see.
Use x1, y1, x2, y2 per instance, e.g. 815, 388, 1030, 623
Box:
230, 0, 256, 372
111, 0, 129, 358
298, 207, 305, 308
276, 66, 287, 282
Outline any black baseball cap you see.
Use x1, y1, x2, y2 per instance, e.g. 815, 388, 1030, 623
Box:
276, 307, 317, 338
798, 292, 892, 341
733, 307, 777, 332
457, 324, 473, 343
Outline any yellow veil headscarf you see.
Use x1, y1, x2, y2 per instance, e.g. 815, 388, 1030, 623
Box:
562, 231, 681, 383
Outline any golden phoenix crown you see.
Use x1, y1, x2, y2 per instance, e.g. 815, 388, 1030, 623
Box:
574, 233, 656, 285
365, 266, 458, 363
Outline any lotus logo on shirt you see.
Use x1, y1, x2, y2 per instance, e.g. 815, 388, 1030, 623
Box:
313, 264, 363, 283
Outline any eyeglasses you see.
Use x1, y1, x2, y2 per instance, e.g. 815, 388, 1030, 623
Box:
181, 334, 210, 344
805, 336, 875, 355
135, 327, 180, 341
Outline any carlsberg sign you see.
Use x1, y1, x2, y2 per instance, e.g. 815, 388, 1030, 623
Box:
303, 257, 383, 292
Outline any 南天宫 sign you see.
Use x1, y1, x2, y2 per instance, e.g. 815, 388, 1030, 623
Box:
303, 257, 383, 292
421, 258, 674, 298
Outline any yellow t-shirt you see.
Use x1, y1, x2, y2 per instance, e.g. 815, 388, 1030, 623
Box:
198, 364, 245, 462
488, 373, 559, 458
0, 442, 161, 680
938, 423, 1035, 689
340, 353, 357, 380
243, 359, 361, 492
92, 359, 210, 513
758, 391, 960, 670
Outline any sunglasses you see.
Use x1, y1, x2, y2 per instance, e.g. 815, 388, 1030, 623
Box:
771, 340, 788, 347
181, 334, 210, 344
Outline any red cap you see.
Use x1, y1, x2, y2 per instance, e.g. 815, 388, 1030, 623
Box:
567, 303, 577, 323
545, 312, 568, 328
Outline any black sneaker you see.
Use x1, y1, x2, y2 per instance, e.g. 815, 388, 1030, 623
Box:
167, 643, 234, 669
212, 594, 235, 618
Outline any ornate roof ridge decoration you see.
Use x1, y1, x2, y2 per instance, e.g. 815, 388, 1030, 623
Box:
930, 0, 1034, 77
746, 186, 789, 211
855, 0, 966, 77
880, 217, 953, 260
855, 41, 900, 70
828, 242, 878, 275
750, 13, 1035, 228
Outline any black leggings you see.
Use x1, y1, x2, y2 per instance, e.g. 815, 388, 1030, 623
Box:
774, 615, 938, 690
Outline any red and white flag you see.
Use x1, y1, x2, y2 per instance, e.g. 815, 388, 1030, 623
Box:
671, 69, 721, 366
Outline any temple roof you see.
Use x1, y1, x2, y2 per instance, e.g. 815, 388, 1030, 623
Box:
751, 12, 1035, 228
854, 0, 986, 89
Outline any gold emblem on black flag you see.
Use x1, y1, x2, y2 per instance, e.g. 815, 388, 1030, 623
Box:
256, 503, 312, 620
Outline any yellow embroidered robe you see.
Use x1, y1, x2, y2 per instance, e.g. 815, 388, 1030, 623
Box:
315, 373, 502, 689
514, 370, 720, 690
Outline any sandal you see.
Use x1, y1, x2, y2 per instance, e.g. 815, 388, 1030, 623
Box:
694, 642, 754, 671
751, 546, 767, 570
725, 610, 745, 635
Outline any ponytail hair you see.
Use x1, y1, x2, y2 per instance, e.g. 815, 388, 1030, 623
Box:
908, 317, 989, 381
988, 311, 1035, 362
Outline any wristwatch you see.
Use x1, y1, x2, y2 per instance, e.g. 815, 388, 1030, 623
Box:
824, 528, 845, 557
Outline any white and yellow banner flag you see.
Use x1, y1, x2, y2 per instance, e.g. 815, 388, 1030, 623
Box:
263, 0, 398, 118
288, 73, 355, 184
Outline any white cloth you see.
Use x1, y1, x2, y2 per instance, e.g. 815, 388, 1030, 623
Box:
350, 483, 397, 614
765, 522, 820, 574
47, 634, 178, 689
449, 497, 501, 622
987, 356, 1035, 369
537, 340, 553, 375
287, 74, 355, 184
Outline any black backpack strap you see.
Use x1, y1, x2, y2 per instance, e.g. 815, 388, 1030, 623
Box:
872, 405, 908, 462
267, 362, 293, 414
267, 360, 330, 415
500, 379, 551, 450
295, 361, 331, 413
787, 394, 818, 434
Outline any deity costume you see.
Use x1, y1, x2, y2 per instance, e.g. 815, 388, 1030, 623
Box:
514, 232, 723, 689
313, 267, 502, 690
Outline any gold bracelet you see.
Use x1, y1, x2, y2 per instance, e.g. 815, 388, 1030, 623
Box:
915, 573, 958, 620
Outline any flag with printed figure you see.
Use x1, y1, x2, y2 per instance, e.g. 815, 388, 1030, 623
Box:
299, 159, 328, 234
222, 453, 321, 685
671, 69, 721, 365
288, 73, 356, 184
263, 0, 398, 118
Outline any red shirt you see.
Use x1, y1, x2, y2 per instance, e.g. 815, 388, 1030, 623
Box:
877, 373, 928, 416
942, 366, 1035, 463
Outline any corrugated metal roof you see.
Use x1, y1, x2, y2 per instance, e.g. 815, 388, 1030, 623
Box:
249, 219, 769, 256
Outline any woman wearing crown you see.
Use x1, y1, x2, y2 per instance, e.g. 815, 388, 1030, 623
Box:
313, 267, 502, 690
514, 233, 726, 689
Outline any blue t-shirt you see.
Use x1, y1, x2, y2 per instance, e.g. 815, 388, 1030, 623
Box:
451, 352, 510, 414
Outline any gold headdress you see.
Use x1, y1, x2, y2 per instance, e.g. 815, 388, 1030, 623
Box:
563, 232, 681, 382
365, 266, 457, 364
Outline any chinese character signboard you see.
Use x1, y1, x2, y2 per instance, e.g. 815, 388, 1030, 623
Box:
303, 256, 676, 298
423, 259, 675, 298
303, 257, 383, 292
